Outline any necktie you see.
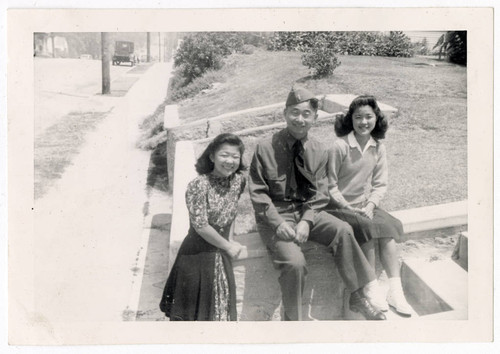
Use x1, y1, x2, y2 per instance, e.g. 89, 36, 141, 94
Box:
292, 140, 313, 200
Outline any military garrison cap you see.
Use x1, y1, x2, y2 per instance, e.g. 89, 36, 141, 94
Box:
285, 86, 318, 107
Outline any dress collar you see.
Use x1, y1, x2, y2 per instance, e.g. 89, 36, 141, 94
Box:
347, 131, 377, 154
208, 171, 234, 187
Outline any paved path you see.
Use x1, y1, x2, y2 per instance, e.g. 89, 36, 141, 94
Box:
34, 58, 134, 136
33, 62, 173, 324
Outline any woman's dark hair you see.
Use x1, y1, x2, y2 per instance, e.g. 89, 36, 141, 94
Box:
334, 95, 388, 140
195, 133, 247, 175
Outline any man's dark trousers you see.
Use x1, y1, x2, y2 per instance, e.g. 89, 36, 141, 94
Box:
257, 209, 375, 321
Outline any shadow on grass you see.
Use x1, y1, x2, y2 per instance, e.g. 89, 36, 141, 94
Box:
295, 75, 315, 84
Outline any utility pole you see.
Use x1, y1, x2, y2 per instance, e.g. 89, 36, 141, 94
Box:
101, 32, 111, 94
158, 32, 161, 62
147, 32, 151, 62
163, 36, 168, 62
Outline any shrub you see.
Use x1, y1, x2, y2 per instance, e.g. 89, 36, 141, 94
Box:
267, 31, 319, 51
174, 34, 225, 84
174, 32, 265, 86
269, 31, 415, 58
301, 44, 341, 78
268, 32, 342, 77
337, 32, 381, 56
240, 33, 269, 48
267, 32, 299, 51
205, 32, 245, 55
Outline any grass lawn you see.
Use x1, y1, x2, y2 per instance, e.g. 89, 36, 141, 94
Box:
34, 110, 110, 199
173, 49, 467, 235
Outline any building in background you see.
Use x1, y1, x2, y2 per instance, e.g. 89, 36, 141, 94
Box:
404, 31, 447, 54
34, 33, 69, 58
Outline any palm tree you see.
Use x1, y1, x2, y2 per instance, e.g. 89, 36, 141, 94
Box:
433, 31, 467, 65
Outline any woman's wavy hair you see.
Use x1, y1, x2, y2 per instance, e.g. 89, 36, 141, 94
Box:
195, 133, 247, 175
334, 95, 388, 140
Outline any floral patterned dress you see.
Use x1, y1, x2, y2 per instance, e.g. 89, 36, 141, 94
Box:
160, 172, 246, 321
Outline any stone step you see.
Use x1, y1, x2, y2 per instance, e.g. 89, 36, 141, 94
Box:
342, 272, 419, 321
401, 258, 467, 319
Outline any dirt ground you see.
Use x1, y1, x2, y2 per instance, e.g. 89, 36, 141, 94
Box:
398, 234, 459, 263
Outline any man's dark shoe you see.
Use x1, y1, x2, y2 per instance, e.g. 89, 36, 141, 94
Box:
349, 289, 386, 320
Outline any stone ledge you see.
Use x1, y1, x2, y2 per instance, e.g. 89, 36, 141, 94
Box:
391, 201, 467, 234
163, 104, 180, 129
321, 94, 398, 118
233, 201, 468, 262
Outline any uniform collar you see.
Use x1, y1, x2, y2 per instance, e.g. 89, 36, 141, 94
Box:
284, 128, 309, 150
347, 131, 377, 154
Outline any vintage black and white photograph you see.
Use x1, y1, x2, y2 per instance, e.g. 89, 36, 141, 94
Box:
7, 7, 493, 346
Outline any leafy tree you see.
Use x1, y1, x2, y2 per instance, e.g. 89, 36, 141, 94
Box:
381, 31, 413, 57
421, 37, 429, 54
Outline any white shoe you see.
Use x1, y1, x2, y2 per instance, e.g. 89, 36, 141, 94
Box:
364, 280, 389, 312
387, 286, 412, 317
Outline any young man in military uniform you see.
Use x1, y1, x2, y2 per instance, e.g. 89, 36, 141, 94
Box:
249, 86, 385, 321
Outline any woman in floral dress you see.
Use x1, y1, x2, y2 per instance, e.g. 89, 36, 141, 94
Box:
160, 133, 246, 321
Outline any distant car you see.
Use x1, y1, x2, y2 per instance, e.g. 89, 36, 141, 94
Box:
112, 41, 136, 66
79, 54, 93, 60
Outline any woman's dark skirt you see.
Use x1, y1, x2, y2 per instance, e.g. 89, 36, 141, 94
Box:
327, 207, 404, 246
159, 227, 237, 321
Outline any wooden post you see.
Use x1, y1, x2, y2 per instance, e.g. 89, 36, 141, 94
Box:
101, 32, 111, 95
158, 32, 161, 62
